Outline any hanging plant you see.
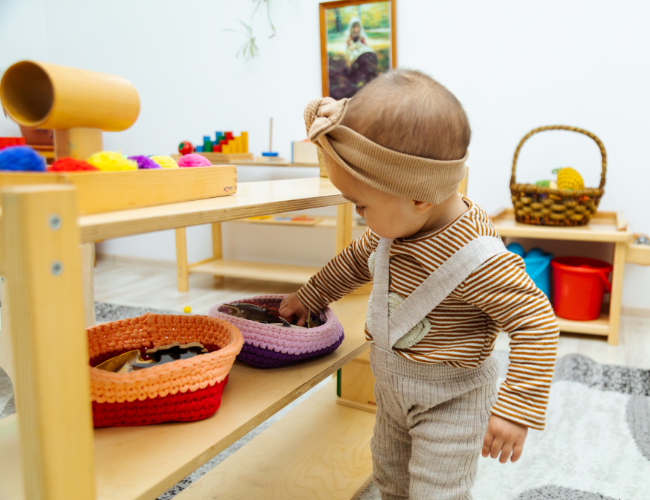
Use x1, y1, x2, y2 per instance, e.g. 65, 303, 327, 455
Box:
225, 0, 277, 60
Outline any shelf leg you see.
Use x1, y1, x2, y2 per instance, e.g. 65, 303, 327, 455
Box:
608, 241, 627, 345
81, 242, 96, 327
0, 278, 15, 385
211, 222, 223, 280
3, 185, 95, 500
336, 203, 354, 254
175, 227, 189, 292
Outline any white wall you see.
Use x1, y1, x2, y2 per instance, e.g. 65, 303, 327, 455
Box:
1, 0, 649, 308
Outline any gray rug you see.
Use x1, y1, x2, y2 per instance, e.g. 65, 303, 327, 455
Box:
1, 303, 649, 499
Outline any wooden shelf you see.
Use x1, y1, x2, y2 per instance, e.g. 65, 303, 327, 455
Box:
233, 215, 366, 230
0, 294, 370, 500
174, 379, 374, 500
491, 208, 632, 243
236, 161, 319, 168
190, 258, 322, 285
78, 178, 345, 243
556, 312, 609, 336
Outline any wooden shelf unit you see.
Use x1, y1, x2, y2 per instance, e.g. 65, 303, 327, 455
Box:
489, 208, 647, 345
0, 178, 373, 500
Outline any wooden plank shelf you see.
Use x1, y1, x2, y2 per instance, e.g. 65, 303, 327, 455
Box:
174, 379, 374, 500
490, 208, 632, 243
78, 178, 346, 243
0, 294, 371, 500
190, 258, 321, 285
556, 312, 609, 336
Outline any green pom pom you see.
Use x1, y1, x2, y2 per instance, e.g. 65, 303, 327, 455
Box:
535, 180, 550, 187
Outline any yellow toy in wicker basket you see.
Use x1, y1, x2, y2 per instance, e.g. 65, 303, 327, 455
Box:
510, 125, 607, 226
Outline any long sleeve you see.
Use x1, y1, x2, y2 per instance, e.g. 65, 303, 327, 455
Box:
296, 229, 376, 311
462, 252, 559, 430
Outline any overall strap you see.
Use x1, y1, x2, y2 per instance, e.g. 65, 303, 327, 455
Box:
373, 236, 508, 352
371, 237, 393, 352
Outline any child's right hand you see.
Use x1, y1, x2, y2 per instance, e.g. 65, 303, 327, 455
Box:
279, 293, 310, 327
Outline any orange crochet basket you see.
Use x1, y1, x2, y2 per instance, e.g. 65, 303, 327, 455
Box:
88, 313, 243, 427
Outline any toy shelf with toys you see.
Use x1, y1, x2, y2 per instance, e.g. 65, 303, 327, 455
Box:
0, 60, 377, 500
489, 207, 650, 345
0, 177, 378, 500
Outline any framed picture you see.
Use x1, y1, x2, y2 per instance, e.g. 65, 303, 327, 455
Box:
319, 0, 397, 99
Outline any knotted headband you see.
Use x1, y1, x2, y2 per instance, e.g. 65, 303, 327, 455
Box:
304, 97, 468, 204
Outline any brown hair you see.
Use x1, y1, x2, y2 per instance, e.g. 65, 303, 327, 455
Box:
341, 69, 471, 161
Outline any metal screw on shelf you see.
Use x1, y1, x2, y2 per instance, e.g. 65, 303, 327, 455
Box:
635, 235, 650, 245
51, 261, 63, 276
49, 214, 62, 230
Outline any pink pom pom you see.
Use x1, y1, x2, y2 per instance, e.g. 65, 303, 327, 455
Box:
178, 154, 212, 168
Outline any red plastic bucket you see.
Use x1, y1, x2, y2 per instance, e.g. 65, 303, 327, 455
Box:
551, 257, 612, 320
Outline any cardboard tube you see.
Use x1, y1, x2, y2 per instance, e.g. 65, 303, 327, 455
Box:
0, 61, 140, 132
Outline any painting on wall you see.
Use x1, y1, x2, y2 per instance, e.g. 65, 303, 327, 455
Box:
320, 0, 397, 99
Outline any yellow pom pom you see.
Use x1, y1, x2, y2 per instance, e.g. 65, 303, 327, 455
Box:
87, 151, 137, 172
183, 306, 192, 314
556, 167, 584, 191
149, 155, 179, 169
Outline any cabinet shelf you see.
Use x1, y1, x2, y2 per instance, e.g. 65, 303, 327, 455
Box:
556, 312, 609, 336
190, 258, 322, 285
0, 294, 371, 500
78, 178, 346, 243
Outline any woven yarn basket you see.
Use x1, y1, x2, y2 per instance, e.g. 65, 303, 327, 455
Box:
510, 125, 607, 226
88, 313, 243, 427
208, 295, 344, 368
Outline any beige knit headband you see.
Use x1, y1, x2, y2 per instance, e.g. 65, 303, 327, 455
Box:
304, 97, 468, 204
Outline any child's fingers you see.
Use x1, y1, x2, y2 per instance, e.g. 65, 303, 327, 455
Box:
511, 442, 524, 463
489, 438, 504, 459
295, 312, 308, 327
481, 431, 494, 458
499, 443, 513, 464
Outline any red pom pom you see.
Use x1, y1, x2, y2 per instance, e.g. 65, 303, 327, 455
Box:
48, 158, 100, 172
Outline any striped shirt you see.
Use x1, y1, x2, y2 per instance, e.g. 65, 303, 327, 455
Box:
297, 198, 559, 430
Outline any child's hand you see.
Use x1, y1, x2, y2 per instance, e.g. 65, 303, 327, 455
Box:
279, 293, 310, 327
482, 415, 528, 464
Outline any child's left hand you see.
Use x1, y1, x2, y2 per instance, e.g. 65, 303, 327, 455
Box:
482, 415, 528, 463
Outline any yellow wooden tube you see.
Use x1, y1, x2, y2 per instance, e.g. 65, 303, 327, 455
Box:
0, 60, 140, 131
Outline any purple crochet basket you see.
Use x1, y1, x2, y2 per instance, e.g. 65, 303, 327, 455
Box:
208, 295, 344, 368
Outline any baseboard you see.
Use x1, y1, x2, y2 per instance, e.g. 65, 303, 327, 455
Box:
622, 306, 650, 319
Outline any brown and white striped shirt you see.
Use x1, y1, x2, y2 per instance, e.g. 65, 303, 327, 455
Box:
297, 198, 559, 430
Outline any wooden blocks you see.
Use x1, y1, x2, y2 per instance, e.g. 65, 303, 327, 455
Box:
0, 165, 237, 215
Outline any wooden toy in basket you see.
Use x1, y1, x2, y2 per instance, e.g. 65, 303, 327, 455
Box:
88, 313, 243, 427
209, 295, 344, 368
510, 125, 607, 226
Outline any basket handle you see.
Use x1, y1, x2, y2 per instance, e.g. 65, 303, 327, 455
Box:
511, 125, 607, 190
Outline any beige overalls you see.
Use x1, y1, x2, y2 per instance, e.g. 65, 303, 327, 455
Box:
368, 236, 507, 500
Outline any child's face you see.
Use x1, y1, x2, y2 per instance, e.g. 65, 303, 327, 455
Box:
323, 152, 433, 239
352, 25, 361, 36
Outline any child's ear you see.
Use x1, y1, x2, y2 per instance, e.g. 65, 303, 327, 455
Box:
411, 200, 434, 213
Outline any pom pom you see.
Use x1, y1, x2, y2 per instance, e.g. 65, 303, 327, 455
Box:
128, 155, 161, 170
178, 153, 212, 168
48, 158, 99, 172
87, 151, 137, 172
149, 155, 179, 169
0, 146, 46, 172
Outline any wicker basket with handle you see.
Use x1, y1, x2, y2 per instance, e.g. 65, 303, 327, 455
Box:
510, 125, 607, 226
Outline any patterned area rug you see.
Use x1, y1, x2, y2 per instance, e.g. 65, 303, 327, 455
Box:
1, 303, 649, 499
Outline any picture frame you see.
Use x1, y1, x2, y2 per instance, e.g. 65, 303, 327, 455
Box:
319, 0, 397, 99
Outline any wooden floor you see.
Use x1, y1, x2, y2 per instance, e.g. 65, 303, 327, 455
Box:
95, 256, 650, 371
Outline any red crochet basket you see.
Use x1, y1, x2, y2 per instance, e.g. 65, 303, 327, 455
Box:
88, 314, 243, 427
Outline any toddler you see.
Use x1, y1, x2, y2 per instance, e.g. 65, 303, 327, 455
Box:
280, 69, 559, 500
